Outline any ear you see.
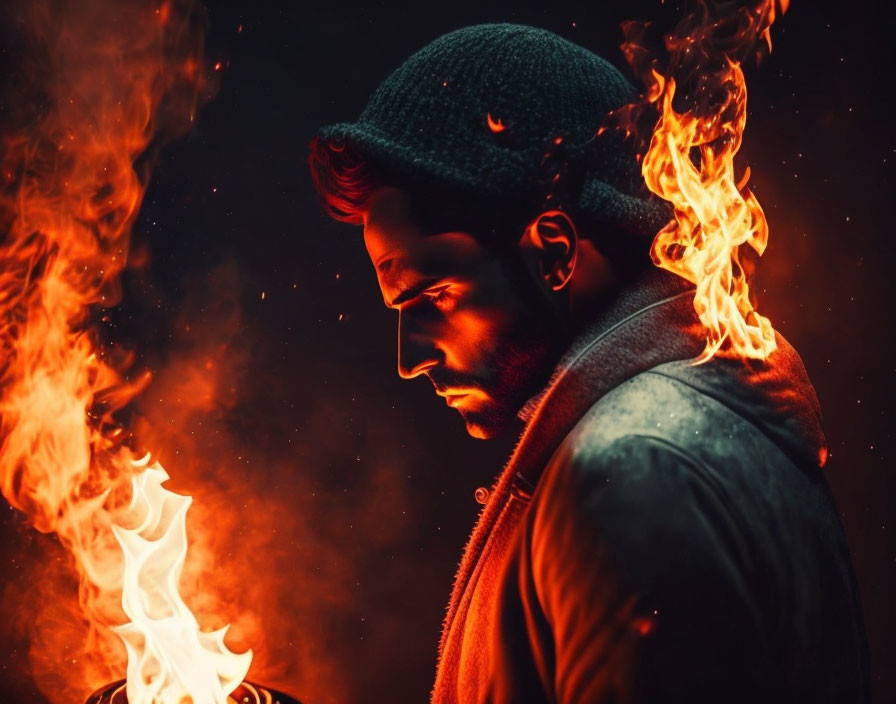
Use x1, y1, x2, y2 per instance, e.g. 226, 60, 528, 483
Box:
518, 210, 578, 292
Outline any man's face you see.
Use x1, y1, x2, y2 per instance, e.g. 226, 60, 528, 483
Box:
363, 187, 563, 439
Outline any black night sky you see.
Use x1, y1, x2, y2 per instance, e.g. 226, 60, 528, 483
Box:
0, 1, 893, 703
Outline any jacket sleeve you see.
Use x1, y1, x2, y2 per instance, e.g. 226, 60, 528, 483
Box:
528, 433, 769, 704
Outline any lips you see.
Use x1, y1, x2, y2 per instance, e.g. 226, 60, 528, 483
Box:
442, 393, 468, 407
434, 387, 472, 407
430, 374, 479, 408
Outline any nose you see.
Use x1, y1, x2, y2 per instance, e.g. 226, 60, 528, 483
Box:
397, 309, 440, 379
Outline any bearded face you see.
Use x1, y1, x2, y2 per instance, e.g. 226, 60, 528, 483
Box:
362, 187, 564, 439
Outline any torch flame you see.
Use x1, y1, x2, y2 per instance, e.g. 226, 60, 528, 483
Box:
621, 0, 788, 363
0, 0, 252, 701
113, 460, 251, 704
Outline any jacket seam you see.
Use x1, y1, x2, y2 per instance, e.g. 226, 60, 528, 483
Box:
640, 367, 819, 472
550, 290, 695, 392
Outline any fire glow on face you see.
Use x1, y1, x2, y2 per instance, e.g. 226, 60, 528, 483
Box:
0, 1, 251, 702
614, 0, 789, 364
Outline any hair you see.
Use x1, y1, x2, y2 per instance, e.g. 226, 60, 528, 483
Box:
308, 136, 653, 275
308, 137, 379, 226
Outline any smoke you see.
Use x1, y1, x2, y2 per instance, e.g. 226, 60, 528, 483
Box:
0, 1, 477, 703
108, 257, 423, 703
0, 0, 213, 701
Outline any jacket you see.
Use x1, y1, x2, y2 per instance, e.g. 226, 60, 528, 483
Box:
431, 269, 870, 703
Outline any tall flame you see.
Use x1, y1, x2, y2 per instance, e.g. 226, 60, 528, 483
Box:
619, 0, 788, 363
113, 458, 251, 704
0, 0, 250, 701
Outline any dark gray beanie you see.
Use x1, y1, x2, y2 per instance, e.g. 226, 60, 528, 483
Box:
319, 23, 669, 235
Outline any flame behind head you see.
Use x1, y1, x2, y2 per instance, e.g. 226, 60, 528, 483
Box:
618, 0, 788, 363
0, 0, 249, 701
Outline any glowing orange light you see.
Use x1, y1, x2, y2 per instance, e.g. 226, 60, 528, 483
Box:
157, 2, 170, 25
632, 616, 655, 636
624, 0, 787, 364
113, 459, 251, 704
0, 1, 250, 702
486, 113, 506, 133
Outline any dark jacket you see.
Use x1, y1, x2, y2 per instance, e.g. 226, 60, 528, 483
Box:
431, 270, 870, 703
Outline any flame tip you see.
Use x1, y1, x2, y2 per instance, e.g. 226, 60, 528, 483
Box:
624, 0, 781, 364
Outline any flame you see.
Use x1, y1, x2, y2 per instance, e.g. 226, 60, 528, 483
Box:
486, 113, 506, 133
113, 459, 251, 704
620, 0, 788, 363
0, 0, 250, 702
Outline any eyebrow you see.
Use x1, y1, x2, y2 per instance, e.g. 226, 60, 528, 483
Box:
388, 277, 443, 308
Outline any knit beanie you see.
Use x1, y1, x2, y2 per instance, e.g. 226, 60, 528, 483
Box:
318, 23, 669, 236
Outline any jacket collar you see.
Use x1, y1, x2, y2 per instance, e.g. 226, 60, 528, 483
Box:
438, 267, 704, 657
511, 268, 702, 488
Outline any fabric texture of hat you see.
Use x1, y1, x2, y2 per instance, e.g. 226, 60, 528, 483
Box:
318, 23, 669, 236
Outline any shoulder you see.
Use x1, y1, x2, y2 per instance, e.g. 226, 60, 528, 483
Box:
562, 368, 746, 466
527, 371, 761, 593
531, 428, 715, 568
524, 404, 766, 682
546, 365, 787, 506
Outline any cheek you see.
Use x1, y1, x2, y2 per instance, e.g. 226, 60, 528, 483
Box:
442, 310, 498, 363
440, 300, 523, 372
437, 258, 546, 373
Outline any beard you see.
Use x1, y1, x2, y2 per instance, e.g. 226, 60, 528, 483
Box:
428, 279, 567, 439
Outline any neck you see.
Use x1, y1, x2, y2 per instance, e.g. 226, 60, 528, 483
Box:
566, 238, 623, 330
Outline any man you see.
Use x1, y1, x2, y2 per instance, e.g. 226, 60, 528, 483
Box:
309, 24, 869, 703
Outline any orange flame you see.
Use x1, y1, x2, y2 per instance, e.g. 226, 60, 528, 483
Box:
620, 0, 788, 363
486, 113, 506, 133
0, 0, 249, 701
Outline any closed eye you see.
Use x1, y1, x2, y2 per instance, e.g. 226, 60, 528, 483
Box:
388, 280, 458, 311
424, 285, 451, 300
423, 284, 457, 310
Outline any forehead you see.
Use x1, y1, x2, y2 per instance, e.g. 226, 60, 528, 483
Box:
362, 186, 488, 277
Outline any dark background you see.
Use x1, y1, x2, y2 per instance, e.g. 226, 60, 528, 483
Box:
1, 1, 893, 702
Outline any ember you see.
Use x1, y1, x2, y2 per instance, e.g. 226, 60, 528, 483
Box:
0, 0, 263, 702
